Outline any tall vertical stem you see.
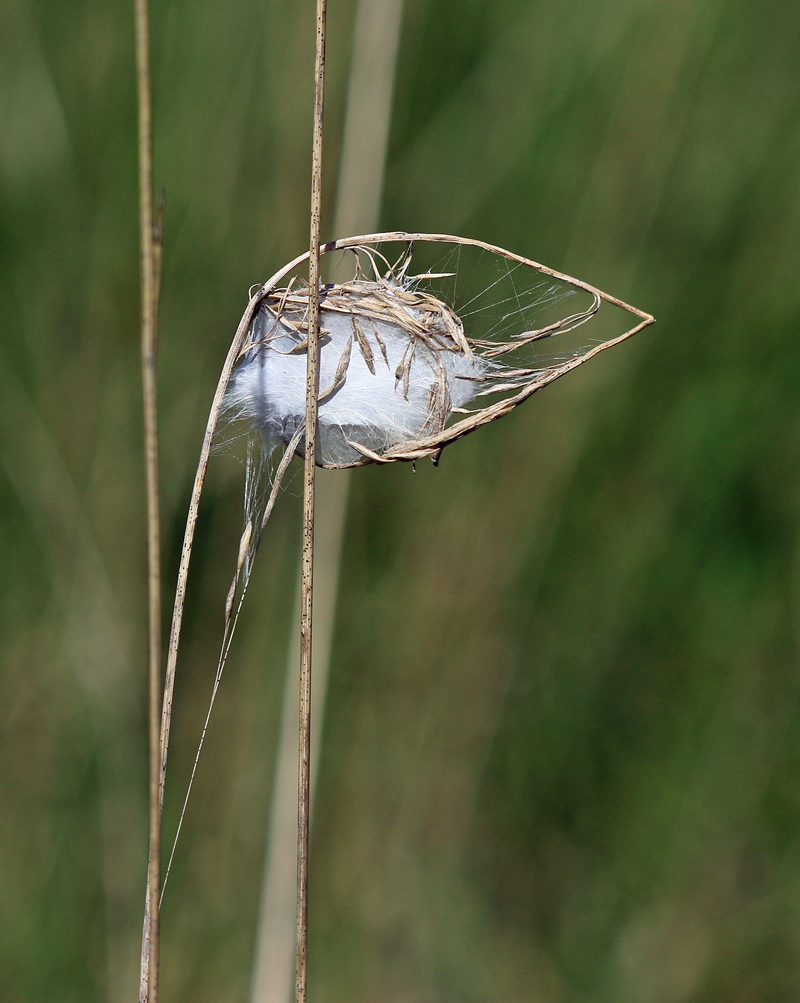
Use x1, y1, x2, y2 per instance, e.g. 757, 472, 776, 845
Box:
251, 3, 404, 998
135, 0, 162, 1000
297, 1, 327, 1001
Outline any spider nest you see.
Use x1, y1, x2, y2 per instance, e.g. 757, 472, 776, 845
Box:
224, 236, 650, 471
157, 233, 654, 822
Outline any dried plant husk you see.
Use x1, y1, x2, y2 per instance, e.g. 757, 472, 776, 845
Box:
226, 274, 482, 467
223, 233, 654, 469
156, 234, 654, 895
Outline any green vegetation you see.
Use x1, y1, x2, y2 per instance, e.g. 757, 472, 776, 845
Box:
1, 0, 799, 1000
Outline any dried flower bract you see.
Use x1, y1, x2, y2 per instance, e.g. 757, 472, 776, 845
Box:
154, 235, 655, 894
223, 233, 654, 472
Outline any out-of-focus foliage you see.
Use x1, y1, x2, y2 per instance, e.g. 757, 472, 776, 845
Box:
1, 0, 799, 1000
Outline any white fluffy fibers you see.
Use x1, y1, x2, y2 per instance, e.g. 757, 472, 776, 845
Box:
226, 290, 486, 467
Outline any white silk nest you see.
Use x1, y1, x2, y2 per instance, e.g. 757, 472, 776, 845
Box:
225, 276, 490, 467
220, 235, 652, 487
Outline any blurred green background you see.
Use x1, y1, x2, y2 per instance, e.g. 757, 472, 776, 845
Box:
2, 0, 800, 1000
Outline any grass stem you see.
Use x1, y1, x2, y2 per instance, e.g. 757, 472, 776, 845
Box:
296, 2, 327, 1000
250, 4, 404, 996
134, 0, 162, 1001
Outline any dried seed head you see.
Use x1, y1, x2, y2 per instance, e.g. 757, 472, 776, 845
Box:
222, 236, 653, 477
226, 275, 488, 467
212, 232, 652, 591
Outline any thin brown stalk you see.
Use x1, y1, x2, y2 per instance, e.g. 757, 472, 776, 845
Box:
296, 1, 327, 1000
251, 4, 405, 994
134, 0, 161, 1000
158, 269, 303, 822
159, 424, 305, 907
146, 189, 332, 1003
